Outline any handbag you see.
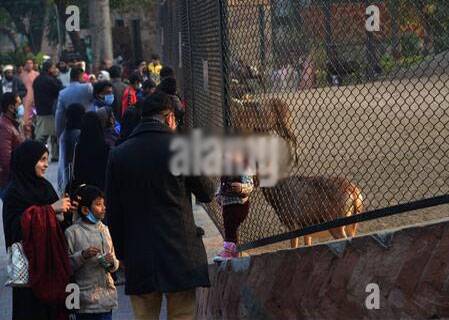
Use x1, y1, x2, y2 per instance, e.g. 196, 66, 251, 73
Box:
5, 242, 29, 287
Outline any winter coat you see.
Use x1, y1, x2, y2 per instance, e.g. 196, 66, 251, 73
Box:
33, 74, 63, 116
65, 219, 119, 314
0, 115, 24, 189
105, 119, 215, 294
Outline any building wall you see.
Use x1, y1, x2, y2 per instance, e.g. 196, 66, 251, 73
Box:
111, 4, 159, 65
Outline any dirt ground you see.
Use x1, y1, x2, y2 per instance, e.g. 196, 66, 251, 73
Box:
206, 73, 449, 256
242, 204, 449, 256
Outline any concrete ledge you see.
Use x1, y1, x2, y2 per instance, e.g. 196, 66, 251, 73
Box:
196, 218, 449, 319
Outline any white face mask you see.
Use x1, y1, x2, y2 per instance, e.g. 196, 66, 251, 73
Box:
137, 83, 142, 90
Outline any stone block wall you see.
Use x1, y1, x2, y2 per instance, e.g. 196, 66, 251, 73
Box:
196, 217, 449, 319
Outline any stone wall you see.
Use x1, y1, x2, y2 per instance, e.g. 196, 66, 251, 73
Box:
196, 217, 449, 319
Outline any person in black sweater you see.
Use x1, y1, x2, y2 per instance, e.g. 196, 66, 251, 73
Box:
33, 61, 63, 161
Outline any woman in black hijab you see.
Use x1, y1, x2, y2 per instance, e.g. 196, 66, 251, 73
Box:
2, 140, 73, 320
73, 112, 110, 191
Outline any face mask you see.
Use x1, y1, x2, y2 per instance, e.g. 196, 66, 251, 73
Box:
16, 104, 24, 119
86, 210, 101, 224
104, 94, 114, 106
136, 83, 142, 90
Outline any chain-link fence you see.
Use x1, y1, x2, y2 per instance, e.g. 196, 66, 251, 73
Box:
160, 0, 449, 250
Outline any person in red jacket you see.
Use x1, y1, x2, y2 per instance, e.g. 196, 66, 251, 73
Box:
121, 73, 142, 117
0, 92, 25, 196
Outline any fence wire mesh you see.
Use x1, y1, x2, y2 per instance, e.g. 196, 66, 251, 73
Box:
160, 0, 449, 250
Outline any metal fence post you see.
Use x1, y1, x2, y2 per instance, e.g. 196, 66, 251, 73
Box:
219, 0, 230, 131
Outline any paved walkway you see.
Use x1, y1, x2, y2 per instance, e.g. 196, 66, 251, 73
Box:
0, 163, 222, 320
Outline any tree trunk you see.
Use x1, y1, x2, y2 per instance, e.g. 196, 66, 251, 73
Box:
0, 27, 18, 50
28, 1, 47, 53
88, 0, 98, 71
68, 32, 87, 59
89, 0, 113, 73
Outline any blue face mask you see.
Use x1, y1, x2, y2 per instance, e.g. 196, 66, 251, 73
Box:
104, 94, 114, 106
16, 104, 24, 119
86, 210, 101, 224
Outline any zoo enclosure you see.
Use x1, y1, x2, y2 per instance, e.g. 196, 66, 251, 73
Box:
159, 0, 449, 250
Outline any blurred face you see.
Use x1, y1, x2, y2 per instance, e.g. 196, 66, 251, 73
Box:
83, 197, 106, 220
139, 62, 146, 72
24, 60, 33, 72
100, 86, 113, 97
35, 152, 49, 178
6, 96, 21, 117
15, 95, 21, 105
133, 81, 142, 90
4, 70, 13, 80
58, 62, 68, 72
49, 64, 58, 77
145, 87, 156, 96
164, 111, 176, 131
104, 59, 112, 69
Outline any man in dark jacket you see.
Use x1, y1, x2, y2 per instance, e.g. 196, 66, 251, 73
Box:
0, 65, 27, 101
33, 61, 63, 161
106, 92, 214, 319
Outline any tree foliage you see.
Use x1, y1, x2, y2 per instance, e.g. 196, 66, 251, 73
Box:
110, 0, 155, 11
394, 0, 449, 54
0, 0, 156, 54
0, 0, 48, 53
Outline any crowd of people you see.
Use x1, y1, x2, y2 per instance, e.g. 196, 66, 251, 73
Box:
0, 52, 256, 320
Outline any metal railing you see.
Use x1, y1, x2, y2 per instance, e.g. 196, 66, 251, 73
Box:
159, 0, 449, 250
